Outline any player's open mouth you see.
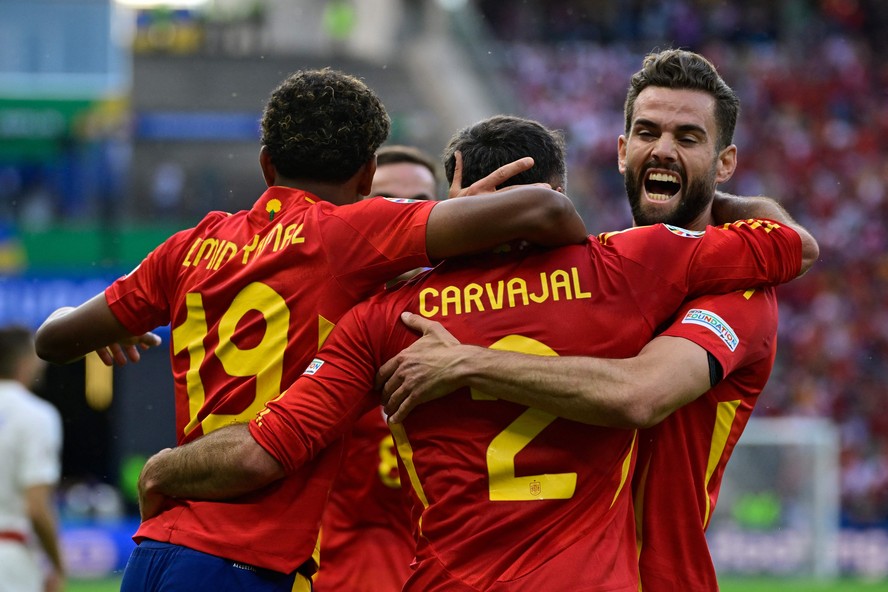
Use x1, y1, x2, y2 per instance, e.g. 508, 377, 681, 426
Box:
643, 170, 681, 202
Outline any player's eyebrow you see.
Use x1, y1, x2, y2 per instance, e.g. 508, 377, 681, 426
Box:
634, 118, 708, 138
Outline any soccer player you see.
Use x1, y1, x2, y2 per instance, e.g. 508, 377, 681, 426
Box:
315, 144, 442, 592
136, 115, 814, 590
0, 327, 64, 592
366, 144, 440, 201
34, 69, 587, 592
379, 50, 815, 590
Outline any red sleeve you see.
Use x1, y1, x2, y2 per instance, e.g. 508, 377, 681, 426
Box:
249, 304, 382, 474
601, 219, 802, 299
103, 226, 201, 334
660, 287, 778, 383
316, 198, 437, 297
684, 220, 801, 296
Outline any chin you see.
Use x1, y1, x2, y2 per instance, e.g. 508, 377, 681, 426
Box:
643, 200, 678, 217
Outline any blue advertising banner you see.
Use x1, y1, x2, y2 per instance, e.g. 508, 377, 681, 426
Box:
0, 275, 114, 328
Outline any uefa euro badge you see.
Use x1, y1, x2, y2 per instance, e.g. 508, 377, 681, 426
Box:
530, 479, 542, 497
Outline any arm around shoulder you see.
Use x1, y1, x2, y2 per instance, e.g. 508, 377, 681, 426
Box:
381, 324, 712, 429
424, 186, 587, 260
712, 191, 819, 275
138, 424, 285, 505
459, 336, 712, 429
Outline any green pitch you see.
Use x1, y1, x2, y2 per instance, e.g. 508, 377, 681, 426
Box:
720, 577, 888, 591
69, 577, 123, 592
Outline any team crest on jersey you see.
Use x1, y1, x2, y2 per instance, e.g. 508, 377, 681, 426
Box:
664, 225, 705, 238
382, 197, 420, 204
303, 358, 325, 375
681, 309, 739, 352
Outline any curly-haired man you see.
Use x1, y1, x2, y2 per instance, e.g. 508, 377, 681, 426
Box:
35, 68, 586, 592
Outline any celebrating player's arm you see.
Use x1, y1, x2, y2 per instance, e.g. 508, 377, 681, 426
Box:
34, 156, 586, 368
35, 300, 162, 366
379, 312, 709, 428
422, 154, 586, 257
379, 197, 819, 427
711, 191, 819, 273
138, 428, 285, 520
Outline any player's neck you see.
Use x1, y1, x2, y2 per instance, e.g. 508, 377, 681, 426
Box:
683, 202, 716, 232
276, 178, 362, 206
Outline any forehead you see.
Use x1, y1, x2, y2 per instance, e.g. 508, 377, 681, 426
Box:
632, 87, 717, 133
371, 162, 437, 198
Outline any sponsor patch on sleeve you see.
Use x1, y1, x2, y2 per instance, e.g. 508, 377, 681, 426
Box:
382, 197, 420, 204
681, 309, 739, 352
303, 358, 325, 375
664, 224, 706, 238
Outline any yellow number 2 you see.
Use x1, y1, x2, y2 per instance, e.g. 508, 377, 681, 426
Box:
476, 335, 577, 501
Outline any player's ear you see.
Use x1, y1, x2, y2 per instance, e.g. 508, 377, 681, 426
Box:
259, 146, 276, 187
357, 157, 377, 197
617, 135, 628, 174
715, 144, 737, 184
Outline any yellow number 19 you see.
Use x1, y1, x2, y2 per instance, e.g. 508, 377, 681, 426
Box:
172, 282, 289, 437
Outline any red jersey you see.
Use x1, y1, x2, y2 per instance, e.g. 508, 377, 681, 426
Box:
104, 186, 436, 574
251, 220, 801, 590
314, 408, 414, 592
634, 287, 778, 591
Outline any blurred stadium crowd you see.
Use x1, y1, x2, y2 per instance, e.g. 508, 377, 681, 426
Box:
476, 0, 888, 527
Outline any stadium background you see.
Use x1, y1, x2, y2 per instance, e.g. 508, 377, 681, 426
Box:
2, 0, 887, 588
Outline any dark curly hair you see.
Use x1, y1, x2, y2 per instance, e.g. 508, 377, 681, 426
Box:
624, 49, 740, 151
443, 115, 567, 191
260, 69, 391, 182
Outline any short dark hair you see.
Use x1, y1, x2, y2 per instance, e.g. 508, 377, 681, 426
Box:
261, 68, 390, 182
377, 145, 440, 186
443, 115, 567, 190
624, 49, 740, 151
0, 326, 33, 379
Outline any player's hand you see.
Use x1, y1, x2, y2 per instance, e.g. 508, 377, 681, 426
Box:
138, 448, 173, 521
378, 312, 470, 423
94, 332, 162, 366
43, 569, 64, 592
449, 151, 549, 198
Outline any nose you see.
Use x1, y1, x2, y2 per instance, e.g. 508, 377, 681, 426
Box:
651, 135, 677, 162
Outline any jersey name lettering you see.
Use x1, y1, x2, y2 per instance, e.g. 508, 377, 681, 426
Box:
419, 266, 591, 318
182, 222, 306, 270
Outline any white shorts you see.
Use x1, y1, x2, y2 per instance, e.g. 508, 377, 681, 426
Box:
0, 539, 42, 592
